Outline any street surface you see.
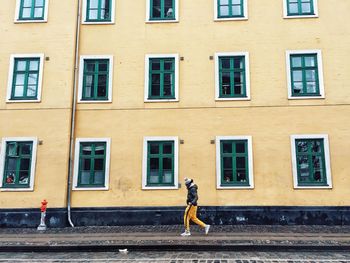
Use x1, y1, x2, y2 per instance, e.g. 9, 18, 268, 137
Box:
0, 251, 349, 262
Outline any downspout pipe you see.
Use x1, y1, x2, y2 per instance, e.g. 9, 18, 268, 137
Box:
67, 0, 82, 227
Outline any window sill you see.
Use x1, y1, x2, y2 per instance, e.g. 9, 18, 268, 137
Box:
82, 21, 115, 25
1, 187, 34, 192
142, 185, 178, 190
6, 99, 41, 103
294, 185, 332, 189
214, 17, 248, 21
146, 19, 179, 23
78, 100, 112, 103
288, 95, 324, 100
216, 97, 250, 101
14, 19, 47, 23
217, 185, 254, 189
73, 186, 109, 191
145, 98, 179, 103
284, 15, 318, 19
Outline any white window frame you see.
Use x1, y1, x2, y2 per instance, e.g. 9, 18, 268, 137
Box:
0, 137, 38, 192
82, 0, 116, 24
146, 0, 179, 23
216, 136, 254, 189
290, 134, 332, 189
283, 0, 319, 19
214, 0, 248, 21
215, 52, 251, 101
78, 55, 114, 103
144, 54, 179, 102
6, 54, 45, 103
142, 136, 179, 190
286, 50, 325, 99
14, 0, 49, 23
72, 138, 111, 191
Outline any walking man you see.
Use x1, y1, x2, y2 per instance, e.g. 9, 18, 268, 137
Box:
181, 178, 210, 236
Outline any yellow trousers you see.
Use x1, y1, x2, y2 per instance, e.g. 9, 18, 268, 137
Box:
184, 205, 206, 231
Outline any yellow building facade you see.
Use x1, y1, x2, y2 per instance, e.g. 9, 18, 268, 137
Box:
1, 0, 350, 227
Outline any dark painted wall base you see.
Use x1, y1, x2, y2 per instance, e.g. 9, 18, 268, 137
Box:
1, 206, 350, 228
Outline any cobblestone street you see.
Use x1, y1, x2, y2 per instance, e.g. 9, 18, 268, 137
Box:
0, 251, 350, 262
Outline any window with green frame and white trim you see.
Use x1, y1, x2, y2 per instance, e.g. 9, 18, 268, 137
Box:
145, 54, 179, 102
7, 54, 44, 102
82, 0, 115, 24
286, 50, 324, 99
291, 135, 332, 189
146, 0, 178, 22
216, 136, 254, 189
15, 0, 49, 22
73, 138, 111, 190
215, 52, 250, 100
142, 137, 179, 189
214, 0, 248, 20
78, 55, 113, 102
283, 0, 318, 18
0, 137, 38, 191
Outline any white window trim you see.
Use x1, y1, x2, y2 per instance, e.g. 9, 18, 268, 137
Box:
214, 52, 251, 101
0, 137, 38, 192
82, 0, 116, 24
6, 54, 45, 103
214, 0, 248, 21
286, 50, 325, 100
142, 137, 179, 190
283, 0, 319, 19
72, 138, 111, 191
145, 0, 179, 23
78, 55, 114, 103
144, 54, 179, 102
290, 134, 332, 189
14, 0, 49, 23
216, 136, 254, 189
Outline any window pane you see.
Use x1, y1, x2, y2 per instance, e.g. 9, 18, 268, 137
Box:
27, 86, 37, 97
236, 157, 246, 169
22, 8, 31, 18
150, 144, 159, 154
7, 158, 17, 171
14, 86, 24, 97
89, 10, 98, 19
164, 85, 172, 96
292, 71, 302, 82
223, 143, 232, 153
236, 142, 245, 153
163, 144, 172, 154
23, 0, 32, 7
28, 74, 38, 85
29, 60, 39, 71
164, 61, 173, 70
220, 6, 229, 16
298, 156, 310, 180
163, 171, 172, 183
152, 0, 161, 18
36, 0, 44, 6
5, 172, 15, 184
293, 82, 303, 94
289, 3, 298, 13
236, 170, 247, 182
304, 56, 316, 67
305, 70, 316, 81
97, 75, 107, 97
163, 158, 172, 170
234, 58, 243, 69
81, 171, 90, 184
20, 158, 30, 171
89, 0, 98, 8
84, 75, 94, 97
99, 62, 108, 72
221, 58, 230, 69
94, 159, 104, 171
311, 141, 321, 153
86, 62, 95, 72
301, 3, 311, 13
17, 61, 27, 71
34, 8, 43, 18
82, 145, 92, 155
21, 144, 32, 155
297, 141, 308, 152
223, 157, 232, 169
306, 82, 317, 93
82, 158, 91, 170
151, 84, 160, 96
231, 5, 241, 16
94, 171, 104, 184
223, 170, 233, 183
15, 74, 25, 85
291, 57, 302, 67
95, 145, 105, 155
150, 158, 159, 170
19, 171, 29, 184
221, 72, 231, 94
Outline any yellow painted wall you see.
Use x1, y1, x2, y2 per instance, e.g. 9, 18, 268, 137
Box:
1, 0, 350, 209
0, 1, 76, 208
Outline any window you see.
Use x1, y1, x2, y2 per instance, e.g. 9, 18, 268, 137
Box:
142, 137, 179, 189
145, 54, 179, 102
0, 138, 38, 191
291, 135, 332, 189
216, 136, 254, 189
283, 0, 318, 18
82, 0, 115, 24
78, 56, 113, 102
7, 54, 44, 102
146, 0, 179, 22
215, 52, 250, 100
215, 0, 248, 20
73, 138, 111, 190
286, 50, 324, 99
15, 0, 48, 22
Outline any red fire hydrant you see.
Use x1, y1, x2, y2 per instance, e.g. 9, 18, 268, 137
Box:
37, 199, 48, 231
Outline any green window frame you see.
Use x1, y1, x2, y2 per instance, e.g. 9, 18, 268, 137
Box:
19, 0, 45, 20
295, 139, 327, 186
287, 0, 315, 16
86, 0, 112, 22
150, 0, 175, 20
2, 141, 33, 189
11, 58, 40, 100
148, 58, 175, 100
147, 141, 174, 186
290, 54, 320, 96
219, 56, 246, 98
220, 140, 249, 186
217, 0, 244, 18
82, 59, 109, 101
77, 142, 106, 187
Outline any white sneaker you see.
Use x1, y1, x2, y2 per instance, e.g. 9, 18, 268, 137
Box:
205, 224, 210, 235
181, 230, 191, 236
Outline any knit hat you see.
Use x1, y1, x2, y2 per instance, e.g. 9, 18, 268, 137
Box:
184, 178, 193, 186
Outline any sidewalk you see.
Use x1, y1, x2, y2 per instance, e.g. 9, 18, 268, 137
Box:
1, 225, 350, 251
